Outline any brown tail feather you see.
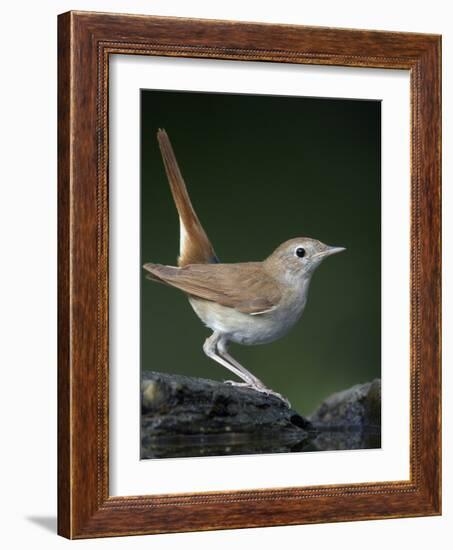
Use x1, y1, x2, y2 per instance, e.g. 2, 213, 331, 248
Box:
157, 129, 218, 267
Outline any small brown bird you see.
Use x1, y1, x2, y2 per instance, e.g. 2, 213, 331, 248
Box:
144, 129, 345, 406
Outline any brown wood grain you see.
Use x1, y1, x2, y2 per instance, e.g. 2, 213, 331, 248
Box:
57, 10, 441, 539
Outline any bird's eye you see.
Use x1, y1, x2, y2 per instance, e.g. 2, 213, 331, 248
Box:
295, 247, 306, 258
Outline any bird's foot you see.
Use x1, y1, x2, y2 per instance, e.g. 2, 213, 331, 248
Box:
257, 388, 291, 408
223, 380, 251, 388
223, 380, 291, 408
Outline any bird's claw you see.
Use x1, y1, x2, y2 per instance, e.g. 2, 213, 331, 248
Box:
260, 389, 291, 408
223, 380, 250, 388
223, 380, 291, 408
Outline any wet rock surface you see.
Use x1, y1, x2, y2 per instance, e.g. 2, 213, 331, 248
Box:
141, 371, 381, 458
141, 371, 314, 458
308, 379, 381, 451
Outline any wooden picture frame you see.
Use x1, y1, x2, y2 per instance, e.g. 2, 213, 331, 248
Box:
58, 10, 441, 539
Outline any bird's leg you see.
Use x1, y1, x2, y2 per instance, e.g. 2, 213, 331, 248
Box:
216, 337, 291, 408
203, 332, 257, 386
216, 339, 267, 390
203, 333, 291, 407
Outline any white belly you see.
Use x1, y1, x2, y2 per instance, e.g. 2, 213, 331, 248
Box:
188, 294, 307, 346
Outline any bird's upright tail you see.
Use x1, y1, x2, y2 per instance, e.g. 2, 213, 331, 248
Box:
157, 129, 218, 267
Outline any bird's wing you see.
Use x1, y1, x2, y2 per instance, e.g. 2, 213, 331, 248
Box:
143, 262, 281, 315
157, 129, 218, 267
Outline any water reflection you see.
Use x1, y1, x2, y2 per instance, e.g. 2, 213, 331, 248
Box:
141, 425, 380, 459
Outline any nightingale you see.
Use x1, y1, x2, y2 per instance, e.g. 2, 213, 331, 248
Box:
143, 129, 345, 407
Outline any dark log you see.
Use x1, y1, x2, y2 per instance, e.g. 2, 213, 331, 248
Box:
141, 371, 381, 458
141, 371, 314, 458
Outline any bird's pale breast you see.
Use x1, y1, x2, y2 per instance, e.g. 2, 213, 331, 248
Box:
189, 281, 309, 346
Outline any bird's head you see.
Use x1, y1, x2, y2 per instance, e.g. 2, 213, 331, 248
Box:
265, 237, 345, 283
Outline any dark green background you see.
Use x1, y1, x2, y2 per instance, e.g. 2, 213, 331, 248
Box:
141, 89, 381, 415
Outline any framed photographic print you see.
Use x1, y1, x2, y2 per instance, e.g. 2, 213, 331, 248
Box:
58, 11, 441, 538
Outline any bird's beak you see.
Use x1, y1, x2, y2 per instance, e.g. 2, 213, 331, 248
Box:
315, 246, 346, 259
327, 245, 346, 256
